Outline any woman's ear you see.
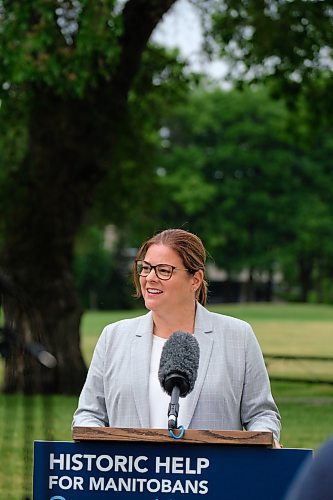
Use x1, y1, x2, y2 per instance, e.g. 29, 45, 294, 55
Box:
192, 269, 204, 291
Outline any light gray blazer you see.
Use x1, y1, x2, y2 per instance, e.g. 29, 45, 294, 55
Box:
73, 303, 281, 440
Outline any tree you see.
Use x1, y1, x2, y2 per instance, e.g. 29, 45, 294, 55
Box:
0, 0, 181, 393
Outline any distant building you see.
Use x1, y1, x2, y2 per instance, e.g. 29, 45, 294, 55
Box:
206, 263, 282, 303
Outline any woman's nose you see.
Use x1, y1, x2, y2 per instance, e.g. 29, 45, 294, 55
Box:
146, 267, 158, 280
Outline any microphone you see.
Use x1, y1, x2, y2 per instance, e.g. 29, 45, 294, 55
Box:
23, 338, 58, 369
0, 326, 57, 368
158, 331, 200, 430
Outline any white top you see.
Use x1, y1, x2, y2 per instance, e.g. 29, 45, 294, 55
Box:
148, 335, 188, 429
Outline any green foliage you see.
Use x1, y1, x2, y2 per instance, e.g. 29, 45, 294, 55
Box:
0, 0, 121, 97
206, 0, 333, 120
156, 87, 290, 265
153, 85, 333, 302
74, 225, 134, 310
90, 45, 194, 233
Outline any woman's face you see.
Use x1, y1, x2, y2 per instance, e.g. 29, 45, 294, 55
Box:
139, 244, 202, 315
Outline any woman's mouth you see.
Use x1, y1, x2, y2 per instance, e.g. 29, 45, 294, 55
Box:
147, 288, 163, 295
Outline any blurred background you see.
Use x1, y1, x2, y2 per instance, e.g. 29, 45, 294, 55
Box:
1, 0, 333, 497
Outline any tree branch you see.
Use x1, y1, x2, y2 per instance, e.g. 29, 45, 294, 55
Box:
114, 0, 177, 95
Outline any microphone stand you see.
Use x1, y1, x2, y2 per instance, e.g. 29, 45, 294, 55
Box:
165, 373, 189, 432
168, 385, 180, 430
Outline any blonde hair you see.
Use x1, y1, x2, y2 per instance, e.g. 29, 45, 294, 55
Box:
133, 229, 208, 305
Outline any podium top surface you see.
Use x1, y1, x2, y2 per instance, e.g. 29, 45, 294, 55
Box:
72, 427, 274, 447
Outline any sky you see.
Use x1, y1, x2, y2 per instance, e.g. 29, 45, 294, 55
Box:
152, 0, 228, 82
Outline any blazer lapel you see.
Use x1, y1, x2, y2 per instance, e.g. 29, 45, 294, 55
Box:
130, 312, 153, 428
183, 303, 214, 429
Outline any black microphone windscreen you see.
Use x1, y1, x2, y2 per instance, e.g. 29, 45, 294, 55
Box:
158, 331, 200, 397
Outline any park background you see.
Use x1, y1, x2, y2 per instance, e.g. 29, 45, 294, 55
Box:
0, 1, 333, 498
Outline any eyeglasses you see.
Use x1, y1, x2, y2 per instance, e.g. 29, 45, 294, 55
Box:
135, 260, 189, 281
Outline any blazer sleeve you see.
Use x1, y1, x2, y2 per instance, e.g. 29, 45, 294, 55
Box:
72, 327, 108, 428
240, 324, 281, 441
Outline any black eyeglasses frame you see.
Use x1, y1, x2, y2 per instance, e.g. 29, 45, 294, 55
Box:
135, 260, 190, 281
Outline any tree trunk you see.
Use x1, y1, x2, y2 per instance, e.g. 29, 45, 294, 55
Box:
245, 267, 256, 302
299, 257, 313, 302
266, 268, 274, 302
1, 88, 106, 393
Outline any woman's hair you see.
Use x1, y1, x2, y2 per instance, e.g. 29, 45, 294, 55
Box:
133, 228, 208, 305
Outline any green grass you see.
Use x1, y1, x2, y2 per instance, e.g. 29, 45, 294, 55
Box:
1, 303, 333, 498
210, 302, 333, 321
0, 394, 78, 499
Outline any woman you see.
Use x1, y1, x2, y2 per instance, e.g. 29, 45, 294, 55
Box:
73, 229, 281, 444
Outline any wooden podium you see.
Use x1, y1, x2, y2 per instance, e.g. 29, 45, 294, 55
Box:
33, 427, 311, 499
72, 426, 275, 446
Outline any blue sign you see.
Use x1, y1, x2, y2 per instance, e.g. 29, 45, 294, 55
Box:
33, 440, 311, 500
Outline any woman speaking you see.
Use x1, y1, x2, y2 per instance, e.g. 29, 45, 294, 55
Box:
73, 229, 281, 445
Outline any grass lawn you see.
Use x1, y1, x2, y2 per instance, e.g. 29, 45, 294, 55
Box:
1, 303, 333, 498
